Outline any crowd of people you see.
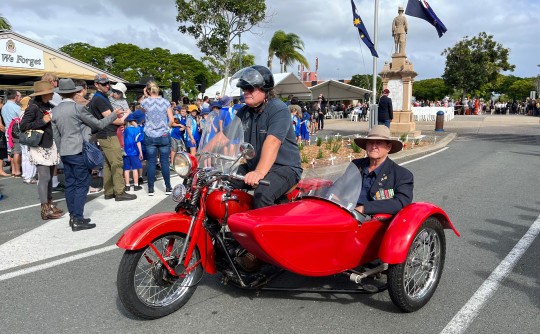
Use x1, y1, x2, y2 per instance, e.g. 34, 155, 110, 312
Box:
0, 72, 244, 230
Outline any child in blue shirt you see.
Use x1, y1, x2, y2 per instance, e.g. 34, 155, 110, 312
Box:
123, 113, 143, 191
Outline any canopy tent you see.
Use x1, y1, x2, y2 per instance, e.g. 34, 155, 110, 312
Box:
204, 72, 311, 99
309, 80, 371, 101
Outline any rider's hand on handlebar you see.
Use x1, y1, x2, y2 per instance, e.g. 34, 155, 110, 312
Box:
355, 205, 364, 214
244, 170, 265, 187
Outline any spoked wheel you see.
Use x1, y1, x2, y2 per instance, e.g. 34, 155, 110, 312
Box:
387, 218, 446, 312
117, 233, 203, 319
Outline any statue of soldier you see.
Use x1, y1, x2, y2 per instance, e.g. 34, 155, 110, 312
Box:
392, 6, 408, 55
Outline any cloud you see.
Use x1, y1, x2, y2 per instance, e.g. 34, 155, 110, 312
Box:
2, 0, 538, 84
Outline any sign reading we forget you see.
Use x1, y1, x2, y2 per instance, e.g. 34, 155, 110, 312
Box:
1, 38, 44, 69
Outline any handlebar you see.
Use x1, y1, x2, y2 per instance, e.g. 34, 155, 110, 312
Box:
231, 173, 270, 186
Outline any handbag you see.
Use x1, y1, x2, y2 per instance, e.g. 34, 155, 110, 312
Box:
79, 125, 104, 170
82, 140, 104, 170
19, 130, 44, 147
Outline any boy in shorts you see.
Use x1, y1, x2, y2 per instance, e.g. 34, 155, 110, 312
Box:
123, 113, 143, 191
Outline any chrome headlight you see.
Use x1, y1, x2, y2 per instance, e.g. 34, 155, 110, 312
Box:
171, 184, 187, 202
173, 151, 197, 177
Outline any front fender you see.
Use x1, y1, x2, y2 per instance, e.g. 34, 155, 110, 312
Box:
116, 212, 216, 274
379, 202, 459, 264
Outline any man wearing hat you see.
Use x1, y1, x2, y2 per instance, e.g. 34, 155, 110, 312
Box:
52, 78, 127, 230
378, 88, 393, 128
88, 74, 136, 201
352, 125, 413, 215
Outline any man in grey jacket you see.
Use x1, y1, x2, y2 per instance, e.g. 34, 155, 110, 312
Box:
51, 79, 127, 231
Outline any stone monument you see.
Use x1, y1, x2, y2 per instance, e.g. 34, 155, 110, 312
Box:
380, 6, 419, 136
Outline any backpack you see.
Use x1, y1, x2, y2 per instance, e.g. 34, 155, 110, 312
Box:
9, 118, 21, 140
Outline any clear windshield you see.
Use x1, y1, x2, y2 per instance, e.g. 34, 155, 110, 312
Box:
306, 162, 362, 211
197, 113, 244, 175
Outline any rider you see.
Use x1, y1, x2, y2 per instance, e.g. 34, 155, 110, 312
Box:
352, 125, 413, 215
231, 65, 303, 209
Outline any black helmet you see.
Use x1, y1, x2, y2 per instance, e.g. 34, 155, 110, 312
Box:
232, 65, 274, 92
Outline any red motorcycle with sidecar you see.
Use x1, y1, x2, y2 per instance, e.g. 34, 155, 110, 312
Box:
116, 119, 459, 319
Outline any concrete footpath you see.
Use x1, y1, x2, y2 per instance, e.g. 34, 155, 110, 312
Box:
303, 114, 539, 177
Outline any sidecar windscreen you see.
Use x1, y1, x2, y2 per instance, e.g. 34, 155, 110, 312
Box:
310, 162, 362, 211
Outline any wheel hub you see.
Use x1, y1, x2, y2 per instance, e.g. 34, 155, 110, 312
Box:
152, 258, 180, 286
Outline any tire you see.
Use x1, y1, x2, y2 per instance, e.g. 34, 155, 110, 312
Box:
117, 233, 203, 319
387, 217, 446, 312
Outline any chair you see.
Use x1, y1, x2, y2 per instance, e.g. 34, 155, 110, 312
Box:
351, 113, 358, 122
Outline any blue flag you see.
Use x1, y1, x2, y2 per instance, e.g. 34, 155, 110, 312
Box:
405, 0, 447, 37
351, 0, 378, 57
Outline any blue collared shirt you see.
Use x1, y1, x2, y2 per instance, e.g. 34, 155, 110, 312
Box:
357, 163, 384, 205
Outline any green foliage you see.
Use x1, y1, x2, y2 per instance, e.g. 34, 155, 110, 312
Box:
175, 0, 266, 93
442, 32, 515, 100
399, 133, 408, 142
325, 136, 334, 150
0, 15, 12, 31
412, 78, 452, 101
316, 137, 322, 146
301, 152, 309, 163
331, 142, 342, 153
298, 142, 304, 151
267, 30, 309, 72
60, 43, 217, 99
351, 141, 361, 153
350, 74, 382, 99
316, 148, 324, 159
507, 79, 535, 100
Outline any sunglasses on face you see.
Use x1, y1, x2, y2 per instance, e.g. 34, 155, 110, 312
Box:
112, 89, 122, 95
100, 82, 110, 86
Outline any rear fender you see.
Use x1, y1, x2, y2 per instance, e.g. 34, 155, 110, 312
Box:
116, 212, 216, 274
378, 202, 459, 264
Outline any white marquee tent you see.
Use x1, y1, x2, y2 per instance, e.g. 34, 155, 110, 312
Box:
309, 80, 371, 101
204, 72, 311, 99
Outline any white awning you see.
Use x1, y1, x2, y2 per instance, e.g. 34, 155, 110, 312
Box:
309, 80, 371, 100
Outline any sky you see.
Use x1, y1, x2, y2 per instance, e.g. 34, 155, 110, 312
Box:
2, 0, 539, 86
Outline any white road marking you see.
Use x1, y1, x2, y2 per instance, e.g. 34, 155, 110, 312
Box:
0, 199, 65, 215
0, 245, 117, 282
440, 214, 540, 334
0, 186, 171, 272
400, 147, 449, 166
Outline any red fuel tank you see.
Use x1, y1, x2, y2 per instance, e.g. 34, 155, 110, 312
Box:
206, 189, 253, 222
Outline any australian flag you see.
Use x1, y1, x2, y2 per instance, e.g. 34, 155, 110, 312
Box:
351, 0, 378, 57
405, 0, 447, 37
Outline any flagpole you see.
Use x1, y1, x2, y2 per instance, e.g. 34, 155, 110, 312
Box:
370, 0, 379, 130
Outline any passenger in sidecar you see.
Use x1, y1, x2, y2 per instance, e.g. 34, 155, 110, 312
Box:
352, 125, 413, 215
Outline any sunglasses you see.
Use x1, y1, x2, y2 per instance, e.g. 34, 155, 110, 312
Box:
100, 82, 110, 86
112, 89, 122, 95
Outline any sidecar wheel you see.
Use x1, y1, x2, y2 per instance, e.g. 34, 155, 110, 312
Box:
387, 218, 446, 312
117, 233, 203, 319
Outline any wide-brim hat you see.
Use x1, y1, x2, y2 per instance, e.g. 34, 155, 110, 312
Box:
354, 125, 403, 154
220, 95, 232, 107
210, 101, 221, 109
29, 81, 55, 97
54, 78, 83, 94
111, 82, 127, 98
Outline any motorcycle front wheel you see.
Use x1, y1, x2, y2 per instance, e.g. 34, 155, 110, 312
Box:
117, 233, 203, 319
387, 218, 446, 312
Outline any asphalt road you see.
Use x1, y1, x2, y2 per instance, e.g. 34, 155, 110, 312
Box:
0, 116, 539, 334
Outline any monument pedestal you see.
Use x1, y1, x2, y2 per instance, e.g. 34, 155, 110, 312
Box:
380, 54, 419, 136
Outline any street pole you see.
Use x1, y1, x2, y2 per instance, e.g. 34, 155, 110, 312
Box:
369, 0, 379, 130
239, 32, 242, 69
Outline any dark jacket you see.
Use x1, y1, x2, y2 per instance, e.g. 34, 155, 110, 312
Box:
378, 95, 393, 121
352, 157, 413, 215
20, 99, 54, 149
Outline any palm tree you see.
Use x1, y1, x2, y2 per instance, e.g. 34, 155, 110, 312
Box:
267, 30, 309, 73
0, 14, 12, 31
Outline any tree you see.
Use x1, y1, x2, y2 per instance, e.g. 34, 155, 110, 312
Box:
60, 43, 217, 99
267, 30, 309, 73
412, 78, 452, 101
507, 79, 535, 100
0, 14, 11, 31
350, 74, 382, 93
202, 43, 255, 75
441, 32, 515, 101
175, 0, 266, 95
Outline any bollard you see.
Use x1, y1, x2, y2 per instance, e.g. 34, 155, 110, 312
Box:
435, 110, 445, 132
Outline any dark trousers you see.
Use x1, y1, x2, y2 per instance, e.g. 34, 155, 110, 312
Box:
236, 164, 300, 209
317, 114, 324, 130
61, 154, 90, 219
